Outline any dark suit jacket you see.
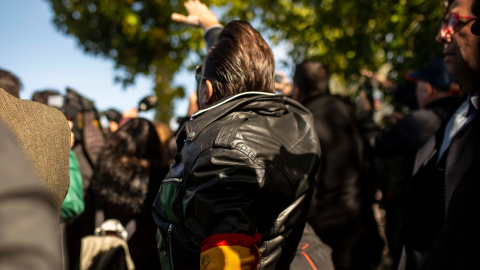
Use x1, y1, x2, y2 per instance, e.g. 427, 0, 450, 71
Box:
400, 95, 480, 270
426, 103, 480, 270
0, 88, 70, 211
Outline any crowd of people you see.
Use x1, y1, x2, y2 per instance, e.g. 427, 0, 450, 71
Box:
0, 0, 480, 269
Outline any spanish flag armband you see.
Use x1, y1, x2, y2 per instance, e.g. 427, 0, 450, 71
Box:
200, 233, 262, 270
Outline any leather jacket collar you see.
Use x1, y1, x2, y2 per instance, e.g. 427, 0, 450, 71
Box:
183, 92, 280, 142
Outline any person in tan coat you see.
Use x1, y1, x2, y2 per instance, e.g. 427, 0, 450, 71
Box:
0, 119, 62, 270
0, 87, 70, 212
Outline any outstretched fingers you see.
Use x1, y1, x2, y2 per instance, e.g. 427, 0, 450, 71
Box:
171, 12, 198, 26
171, 0, 220, 30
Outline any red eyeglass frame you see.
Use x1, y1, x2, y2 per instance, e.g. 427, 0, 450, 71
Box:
440, 13, 477, 37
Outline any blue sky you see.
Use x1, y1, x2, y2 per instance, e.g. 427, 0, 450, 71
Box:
0, 0, 289, 128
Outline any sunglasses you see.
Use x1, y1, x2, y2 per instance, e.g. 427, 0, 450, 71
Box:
195, 65, 204, 86
440, 13, 477, 37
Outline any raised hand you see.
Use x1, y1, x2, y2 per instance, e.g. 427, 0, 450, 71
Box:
171, 0, 221, 31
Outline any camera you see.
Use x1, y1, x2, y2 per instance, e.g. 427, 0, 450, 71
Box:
138, 95, 158, 111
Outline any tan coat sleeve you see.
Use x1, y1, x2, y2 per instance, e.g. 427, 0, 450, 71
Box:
0, 88, 70, 212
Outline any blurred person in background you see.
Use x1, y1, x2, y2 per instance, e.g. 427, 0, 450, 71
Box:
153, 120, 173, 166
92, 118, 168, 270
372, 58, 462, 175
0, 68, 21, 98
153, 121, 173, 149
31, 89, 61, 105
291, 60, 383, 270
102, 108, 123, 134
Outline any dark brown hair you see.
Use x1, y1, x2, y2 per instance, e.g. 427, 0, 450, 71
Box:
293, 60, 330, 99
93, 118, 164, 215
0, 69, 21, 98
473, 0, 480, 17
203, 20, 275, 102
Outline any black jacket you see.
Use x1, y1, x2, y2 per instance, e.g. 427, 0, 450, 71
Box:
427, 112, 480, 270
399, 94, 480, 270
303, 93, 382, 269
153, 92, 321, 269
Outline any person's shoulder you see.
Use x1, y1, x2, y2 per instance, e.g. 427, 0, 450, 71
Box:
306, 94, 350, 110
307, 94, 355, 120
23, 99, 70, 132
22, 98, 63, 116
235, 106, 319, 153
0, 88, 66, 122
0, 89, 67, 135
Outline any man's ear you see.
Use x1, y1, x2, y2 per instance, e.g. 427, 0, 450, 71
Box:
201, 79, 214, 106
425, 82, 433, 96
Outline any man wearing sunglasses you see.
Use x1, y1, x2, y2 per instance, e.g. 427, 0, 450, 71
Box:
153, 1, 321, 269
399, 0, 480, 269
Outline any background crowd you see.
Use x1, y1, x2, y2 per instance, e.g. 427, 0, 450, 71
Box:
1, 0, 480, 269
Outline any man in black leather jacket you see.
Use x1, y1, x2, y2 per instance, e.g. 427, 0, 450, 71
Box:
152, 1, 321, 269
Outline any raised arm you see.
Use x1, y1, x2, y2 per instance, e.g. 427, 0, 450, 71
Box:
171, 0, 223, 49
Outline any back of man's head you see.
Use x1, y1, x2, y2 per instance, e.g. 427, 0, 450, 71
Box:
203, 20, 275, 102
293, 60, 330, 98
0, 69, 21, 98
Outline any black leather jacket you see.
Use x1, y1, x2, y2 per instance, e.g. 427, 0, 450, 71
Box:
153, 92, 321, 269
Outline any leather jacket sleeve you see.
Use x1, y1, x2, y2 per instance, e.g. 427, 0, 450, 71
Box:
183, 147, 263, 269
204, 26, 223, 50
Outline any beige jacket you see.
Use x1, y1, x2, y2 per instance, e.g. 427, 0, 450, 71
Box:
0, 88, 70, 212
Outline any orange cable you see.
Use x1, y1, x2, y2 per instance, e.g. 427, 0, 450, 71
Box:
301, 251, 317, 270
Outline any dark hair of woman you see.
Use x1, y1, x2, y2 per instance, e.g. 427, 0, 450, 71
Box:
93, 118, 164, 216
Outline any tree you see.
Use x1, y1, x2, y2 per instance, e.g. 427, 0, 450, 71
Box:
212, 0, 445, 91
46, 0, 445, 121
46, 0, 209, 122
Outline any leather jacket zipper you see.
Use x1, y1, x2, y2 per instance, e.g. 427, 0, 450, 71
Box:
167, 223, 175, 270
162, 178, 183, 184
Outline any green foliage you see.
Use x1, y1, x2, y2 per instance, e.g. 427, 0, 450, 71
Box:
46, 0, 446, 121
46, 0, 207, 122
213, 0, 445, 88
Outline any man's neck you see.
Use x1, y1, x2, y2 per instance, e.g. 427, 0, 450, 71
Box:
459, 76, 480, 96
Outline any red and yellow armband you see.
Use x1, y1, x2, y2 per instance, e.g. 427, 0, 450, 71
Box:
200, 233, 262, 270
